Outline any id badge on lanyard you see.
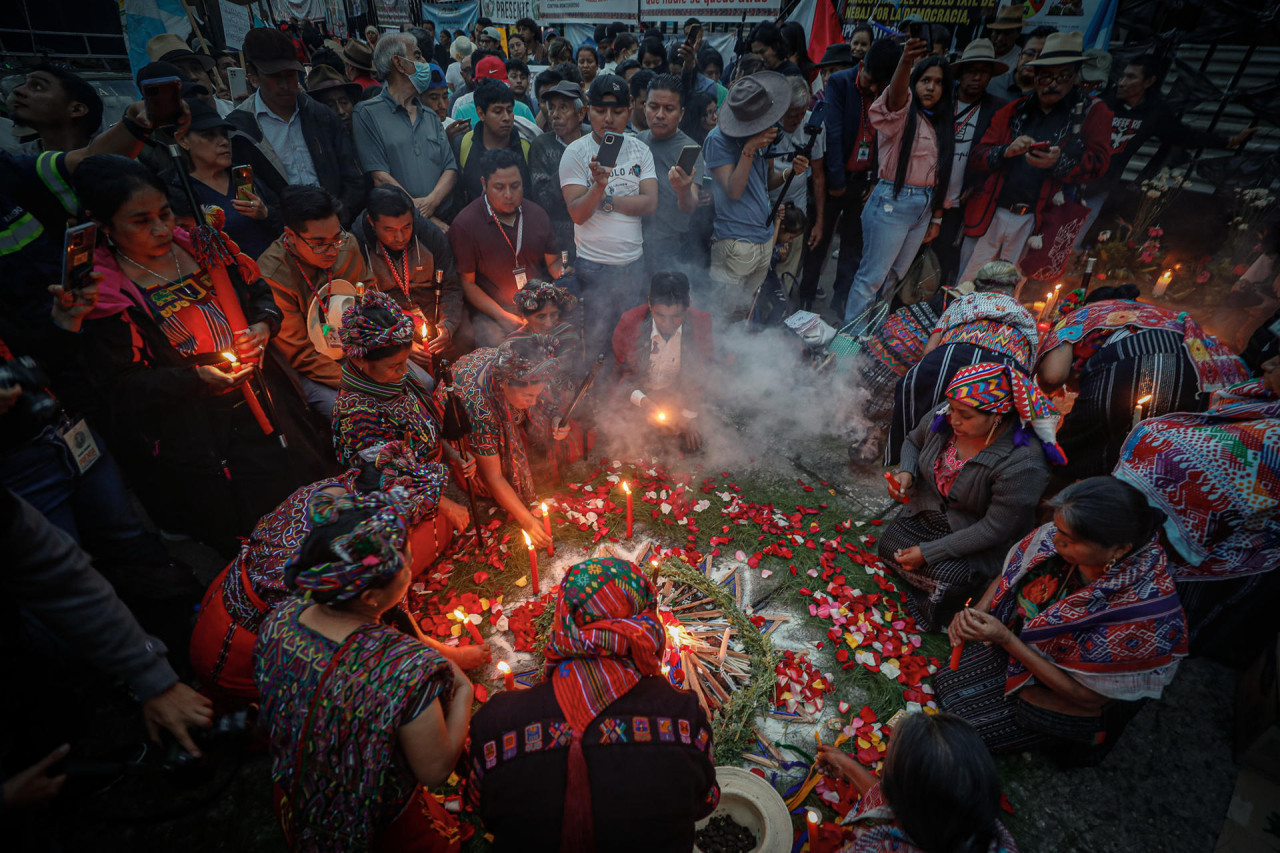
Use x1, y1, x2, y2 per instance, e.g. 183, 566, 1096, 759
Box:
59, 417, 100, 474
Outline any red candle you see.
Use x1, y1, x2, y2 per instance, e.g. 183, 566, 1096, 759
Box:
949, 598, 974, 670
806, 809, 822, 852
497, 661, 514, 690
524, 530, 540, 591
622, 481, 633, 538
454, 608, 483, 644
541, 501, 554, 557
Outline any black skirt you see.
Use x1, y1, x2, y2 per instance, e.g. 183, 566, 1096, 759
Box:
877, 510, 981, 632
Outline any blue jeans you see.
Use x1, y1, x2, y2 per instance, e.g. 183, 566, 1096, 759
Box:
844, 181, 934, 324
571, 257, 646, 360
0, 426, 169, 567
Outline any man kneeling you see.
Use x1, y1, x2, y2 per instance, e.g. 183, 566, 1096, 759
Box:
612, 272, 714, 452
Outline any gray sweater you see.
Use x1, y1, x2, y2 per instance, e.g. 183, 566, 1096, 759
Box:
896, 410, 1051, 580
3, 489, 178, 701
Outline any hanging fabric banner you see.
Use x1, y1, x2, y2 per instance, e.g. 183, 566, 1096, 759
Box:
839, 0, 1120, 50
421, 0, 480, 33
119, 0, 192, 85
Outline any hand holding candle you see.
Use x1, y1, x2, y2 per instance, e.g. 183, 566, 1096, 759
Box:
523, 530, 540, 592
497, 660, 514, 690
949, 598, 973, 670
622, 481, 634, 538
454, 608, 484, 644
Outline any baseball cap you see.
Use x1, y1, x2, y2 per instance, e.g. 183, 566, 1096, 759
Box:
474, 55, 508, 82
243, 27, 305, 75
481, 26, 504, 42
544, 80, 584, 107
424, 62, 448, 89
587, 74, 629, 107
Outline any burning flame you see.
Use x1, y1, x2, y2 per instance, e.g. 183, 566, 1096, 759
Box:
656, 411, 667, 422
222, 351, 239, 364
496, 661, 511, 674
453, 608, 469, 622
1158, 270, 1173, 285
666, 624, 683, 647
420, 322, 429, 340
1136, 394, 1154, 406
622, 481, 631, 494
541, 500, 549, 514
806, 809, 821, 826
522, 530, 533, 549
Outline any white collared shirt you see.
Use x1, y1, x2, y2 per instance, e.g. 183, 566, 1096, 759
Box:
253, 91, 319, 187
648, 321, 682, 392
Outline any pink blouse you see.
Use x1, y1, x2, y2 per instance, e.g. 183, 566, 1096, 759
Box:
933, 436, 968, 498
869, 87, 939, 189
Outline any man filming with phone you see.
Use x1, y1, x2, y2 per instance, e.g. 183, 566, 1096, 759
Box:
560, 74, 658, 354
637, 74, 705, 276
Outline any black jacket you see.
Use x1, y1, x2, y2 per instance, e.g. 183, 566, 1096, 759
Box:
823, 63, 873, 192
352, 209, 465, 340
226, 93, 365, 225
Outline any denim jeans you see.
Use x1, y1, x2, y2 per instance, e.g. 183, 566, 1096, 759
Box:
844, 180, 934, 324
571, 257, 646, 359
0, 426, 169, 568
299, 374, 339, 420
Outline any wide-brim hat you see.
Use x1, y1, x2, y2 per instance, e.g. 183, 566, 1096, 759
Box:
1027, 31, 1086, 66
951, 38, 1010, 74
343, 39, 374, 72
818, 43, 855, 68
1081, 48, 1112, 83
243, 27, 305, 75
306, 65, 362, 102
986, 4, 1027, 30
147, 33, 216, 72
718, 71, 791, 138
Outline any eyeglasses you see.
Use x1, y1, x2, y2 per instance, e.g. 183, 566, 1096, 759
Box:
1020, 48, 1042, 59
294, 229, 348, 252
1035, 69, 1078, 85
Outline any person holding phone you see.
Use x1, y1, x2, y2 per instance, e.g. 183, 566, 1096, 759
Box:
560, 74, 659, 355
637, 74, 706, 277
166, 98, 281, 259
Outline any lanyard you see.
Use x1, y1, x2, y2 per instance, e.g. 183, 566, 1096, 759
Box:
954, 101, 981, 137
286, 243, 334, 315
483, 196, 523, 261
379, 242, 413, 303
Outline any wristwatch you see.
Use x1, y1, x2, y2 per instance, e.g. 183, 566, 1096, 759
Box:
601, 192, 615, 213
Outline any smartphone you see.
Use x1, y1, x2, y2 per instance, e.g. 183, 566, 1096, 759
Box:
1028, 140, 1052, 151
232, 165, 255, 201
140, 76, 183, 128
63, 222, 96, 290
908, 21, 933, 47
597, 131, 623, 169
686, 25, 702, 47
227, 66, 247, 98
676, 143, 700, 175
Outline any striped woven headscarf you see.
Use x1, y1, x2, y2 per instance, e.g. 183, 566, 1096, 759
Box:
942, 362, 1068, 465
285, 490, 409, 602
543, 558, 664, 852
338, 288, 415, 358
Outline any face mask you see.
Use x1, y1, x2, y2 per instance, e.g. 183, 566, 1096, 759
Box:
402, 56, 439, 94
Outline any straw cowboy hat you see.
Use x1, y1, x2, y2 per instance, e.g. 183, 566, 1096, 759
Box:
1026, 31, 1087, 67
147, 33, 215, 71
950, 38, 1010, 75
986, 5, 1027, 30
717, 71, 791, 138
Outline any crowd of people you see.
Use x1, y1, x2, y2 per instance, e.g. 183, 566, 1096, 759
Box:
1, 6, 1277, 852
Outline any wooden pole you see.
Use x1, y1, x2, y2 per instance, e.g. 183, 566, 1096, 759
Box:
179, 0, 229, 93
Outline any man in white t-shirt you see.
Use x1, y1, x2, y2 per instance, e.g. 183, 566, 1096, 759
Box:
560, 74, 658, 354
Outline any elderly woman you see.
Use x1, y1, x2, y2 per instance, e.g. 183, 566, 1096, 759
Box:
331, 291, 474, 552
879, 363, 1058, 631
816, 713, 1018, 852
437, 334, 568, 547
191, 442, 489, 705
466, 558, 718, 851
255, 490, 472, 850
74, 155, 329, 555
1114, 359, 1280, 656
1037, 284, 1250, 480
167, 97, 280, 258
935, 477, 1189, 756
887, 260, 1037, 465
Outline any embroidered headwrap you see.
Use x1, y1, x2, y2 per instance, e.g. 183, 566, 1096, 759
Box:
339, 288, 415, 358
285, 489, 409, 602
353, 440, 449, 524
512, 280, 578, 317
543, 558, 665, 852
935, 362, 1068, 465
491, 333, 566, 385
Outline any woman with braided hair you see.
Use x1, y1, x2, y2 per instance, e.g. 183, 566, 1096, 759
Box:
437, 333, 570, 547
509, 281, 590, 479
332, 289, 476, 563
190, 441, 491, 706
254, 489, 472, 851
466, 558, 718, 851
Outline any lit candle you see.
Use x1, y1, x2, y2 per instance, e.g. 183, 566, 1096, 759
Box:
806, 809, 822, 852
1153, 269, 1173, 298
1132, 393, 1153, 428
454, 608, 483, 644
497, 661, 514, 690
420, 321, 430, 342
622, 481, 633, 538
541, 501, 553, 557
524, 530, 540, 591
655, 411, 667, 423
950, 597, 974, 670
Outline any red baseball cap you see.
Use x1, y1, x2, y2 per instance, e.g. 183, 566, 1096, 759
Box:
474, 55, 509, 82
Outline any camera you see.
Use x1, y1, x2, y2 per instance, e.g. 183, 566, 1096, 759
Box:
0, 356, 62, 429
